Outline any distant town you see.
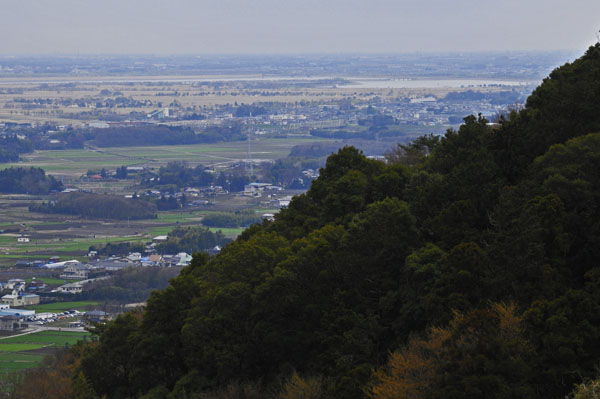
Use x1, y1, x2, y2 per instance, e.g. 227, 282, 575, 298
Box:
0, 51, 577, 375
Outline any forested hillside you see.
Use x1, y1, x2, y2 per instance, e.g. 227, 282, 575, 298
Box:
14, 44, 600, 399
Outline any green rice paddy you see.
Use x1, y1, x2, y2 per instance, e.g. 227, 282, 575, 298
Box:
0, 331, 91, 373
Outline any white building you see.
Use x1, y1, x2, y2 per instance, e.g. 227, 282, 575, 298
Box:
1, 293, 40, 307
57, 283, 84, 294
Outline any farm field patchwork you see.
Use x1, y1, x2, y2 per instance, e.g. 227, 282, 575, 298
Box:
0, 137, 331, 178
0, 352, 44, 371
0, 138, 298, 266
0, 331, 91, 373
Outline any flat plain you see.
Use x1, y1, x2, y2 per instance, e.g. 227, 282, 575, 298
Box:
0, 137, 332, 179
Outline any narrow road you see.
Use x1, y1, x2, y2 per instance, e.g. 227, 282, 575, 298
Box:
0, 325, 86, 340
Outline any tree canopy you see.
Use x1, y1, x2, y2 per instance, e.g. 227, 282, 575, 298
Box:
24, 44, 600, 399
0, 167, 63, 194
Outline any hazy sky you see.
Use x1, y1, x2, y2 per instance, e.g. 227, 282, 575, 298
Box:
2, 0, 599, 54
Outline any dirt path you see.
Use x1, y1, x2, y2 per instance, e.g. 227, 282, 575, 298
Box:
0, 328, 39, 340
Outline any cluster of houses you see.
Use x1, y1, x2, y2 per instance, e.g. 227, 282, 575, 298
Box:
0, 280, 109, 331
89, 252, 193, 269
243, 182, 284, 197
12, 250, 194, 297
0, 304, 108, 332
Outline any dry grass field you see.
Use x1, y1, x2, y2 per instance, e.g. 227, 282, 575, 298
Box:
0, 75, 514, 125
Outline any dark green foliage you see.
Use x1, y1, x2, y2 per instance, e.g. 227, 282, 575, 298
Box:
201, 210, 262, 228
156, 195, 180, 210
414, 114, 504, 248
67, 45, 600, 399
152, 161, 214, 188
143, 161, 249, 192
431, 306, 534, 399
0, 166, 63, 194
155, 226, 231, 254
290, 142, 343, 158
234, 104, 267, 117
195, 123, 245, 143
76, 267, 181, 303
90, 241, 146, 257
0, 135, 33, 162
271, 146, 395, 238
30, 192, 157, 219
79, 313, 141, 398
524, 283, 600, 397
32, 130, 86, 150
115, 166, 128, 179
264, 157, 322, 187
443, 89, 524, 105
491, 43, 600, 181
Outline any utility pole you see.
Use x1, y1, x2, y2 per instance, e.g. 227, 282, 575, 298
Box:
246, 115, 253, 180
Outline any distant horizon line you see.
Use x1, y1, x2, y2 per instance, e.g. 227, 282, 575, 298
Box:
0, 48, 584, 58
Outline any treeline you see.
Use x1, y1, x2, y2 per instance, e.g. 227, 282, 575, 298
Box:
311, 114, 411, 140
442, 89, 525, 104
144, 161, 250, 192
148, 159, 318, 191
89, 242, 146, 257
30, 130, 86, 150
0, 135, 34, 162
155, 226, 231, 254
0, 167, 63, 194
261, 157, 323, 188
148, 162, 214, 188
0, 123, 86, 151
29, 192, 157, 220
148, 158, 319, 191
17, 44, 600, 399
234, 104, 267, 117
201, 210, 262, 228
289, 142, 343, 158
310, 127, 409, 140
0, 122, 246, 152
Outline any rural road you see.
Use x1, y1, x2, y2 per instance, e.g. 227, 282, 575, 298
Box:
0, 325, 87, 340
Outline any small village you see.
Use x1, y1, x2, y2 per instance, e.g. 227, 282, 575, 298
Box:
0, 238, 202, 333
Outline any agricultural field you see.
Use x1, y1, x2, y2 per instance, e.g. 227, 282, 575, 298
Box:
0, 166, 285, 260
0, 352, 43, 372
0, 137, 332, 179
0, 74, 478, 125
0, 195, 277, 266
0, 130, 313, 267
0, 331, 91, 373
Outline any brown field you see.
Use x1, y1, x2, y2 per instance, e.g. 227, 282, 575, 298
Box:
0, 75, 512, 125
